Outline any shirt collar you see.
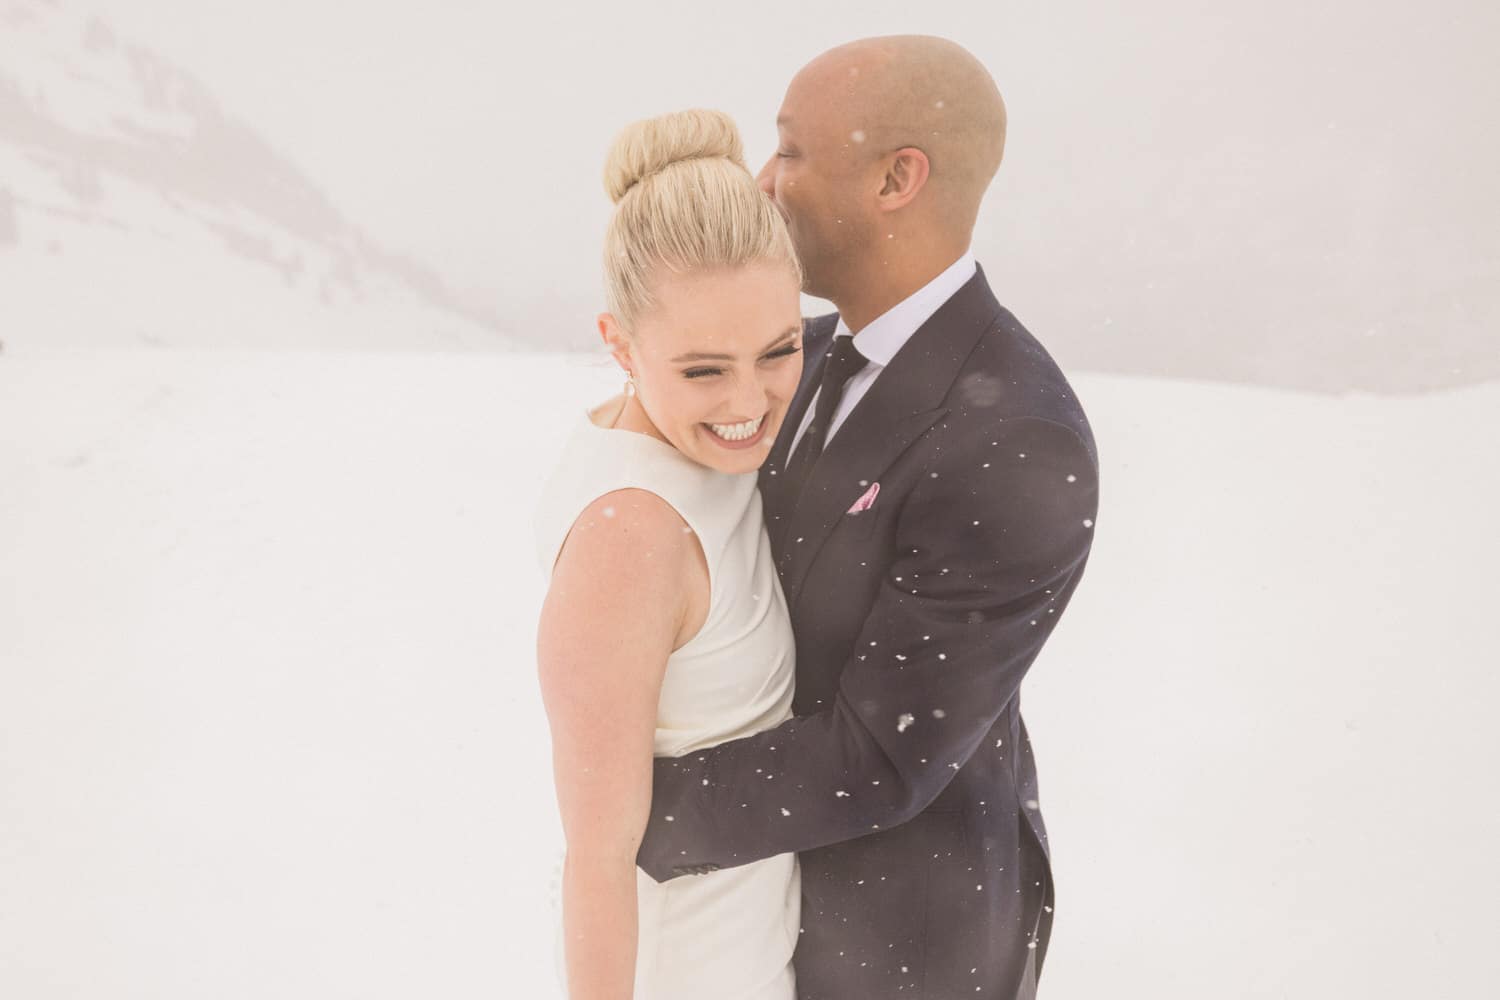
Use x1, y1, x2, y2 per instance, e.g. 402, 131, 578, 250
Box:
833, 248, 978, 366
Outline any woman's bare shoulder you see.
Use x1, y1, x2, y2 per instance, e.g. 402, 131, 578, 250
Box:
560, 487, 696, 567
545, 488, 699, 642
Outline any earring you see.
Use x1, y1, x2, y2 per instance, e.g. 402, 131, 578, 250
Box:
623, 370, 637, 397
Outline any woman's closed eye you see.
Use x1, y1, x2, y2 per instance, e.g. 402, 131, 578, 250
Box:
683, 345, 800, 380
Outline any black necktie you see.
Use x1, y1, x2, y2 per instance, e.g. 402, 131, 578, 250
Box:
783, 334, 867, 504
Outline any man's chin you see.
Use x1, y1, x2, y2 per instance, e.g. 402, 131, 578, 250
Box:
789, 250, 828, 297
798, 272, 833, 302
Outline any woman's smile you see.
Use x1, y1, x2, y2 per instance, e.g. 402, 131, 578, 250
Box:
701, 412, 772, 450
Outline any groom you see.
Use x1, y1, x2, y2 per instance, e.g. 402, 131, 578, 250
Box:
636, 35, 1098, 999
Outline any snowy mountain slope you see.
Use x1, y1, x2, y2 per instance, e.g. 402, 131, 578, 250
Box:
0, 0, 515, 352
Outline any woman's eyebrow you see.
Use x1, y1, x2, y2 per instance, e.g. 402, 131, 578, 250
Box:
670, 326, 800, 363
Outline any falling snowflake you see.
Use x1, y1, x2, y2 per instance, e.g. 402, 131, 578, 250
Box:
897, 713, 915, 733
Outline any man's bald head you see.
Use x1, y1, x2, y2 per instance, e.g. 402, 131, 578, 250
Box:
788, 35, 1006, 230
755, 35, 1006, 318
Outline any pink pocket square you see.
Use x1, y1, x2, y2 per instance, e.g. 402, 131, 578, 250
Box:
846, 481, 880, 514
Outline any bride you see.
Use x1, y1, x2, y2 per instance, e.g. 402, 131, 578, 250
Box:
533, 109, 806, 999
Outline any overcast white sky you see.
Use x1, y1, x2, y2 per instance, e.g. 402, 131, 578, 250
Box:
48, 0, 1500, 390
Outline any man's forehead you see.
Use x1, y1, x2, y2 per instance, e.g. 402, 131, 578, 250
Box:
779, 78, 850, 134
802, 41, 892, 86
783, 49, 892, 120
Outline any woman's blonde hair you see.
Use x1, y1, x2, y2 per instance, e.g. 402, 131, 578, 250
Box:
602, 108, 802, 331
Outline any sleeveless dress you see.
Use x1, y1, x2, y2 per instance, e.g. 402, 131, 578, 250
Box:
532, 396, 801, 1000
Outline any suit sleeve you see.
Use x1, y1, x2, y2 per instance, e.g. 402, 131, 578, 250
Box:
635, 416, 1099, 882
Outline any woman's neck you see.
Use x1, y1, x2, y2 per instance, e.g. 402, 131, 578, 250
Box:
596, 393, 672, 446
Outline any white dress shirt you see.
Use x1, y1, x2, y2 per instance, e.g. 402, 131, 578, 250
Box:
784, 249, 978, 468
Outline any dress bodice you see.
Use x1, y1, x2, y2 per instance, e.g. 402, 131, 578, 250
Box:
532, 397, 800, 999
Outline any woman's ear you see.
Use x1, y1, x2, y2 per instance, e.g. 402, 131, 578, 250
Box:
597, 312, 633, 374
876, 147, 931, 210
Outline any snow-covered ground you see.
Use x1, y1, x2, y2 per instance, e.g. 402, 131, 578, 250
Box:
2, 349, 1496, 998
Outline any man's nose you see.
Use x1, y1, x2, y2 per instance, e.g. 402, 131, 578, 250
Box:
754, 154, 776, 198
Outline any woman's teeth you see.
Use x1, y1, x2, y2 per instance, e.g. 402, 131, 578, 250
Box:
707, 415, 765, 441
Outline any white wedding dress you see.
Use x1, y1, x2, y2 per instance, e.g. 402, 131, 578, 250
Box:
532, 396, 801, 1000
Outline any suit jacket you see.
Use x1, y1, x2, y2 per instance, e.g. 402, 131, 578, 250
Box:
635, 264, 1099, 999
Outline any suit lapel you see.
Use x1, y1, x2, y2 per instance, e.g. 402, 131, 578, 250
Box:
771, 266, 1003, 611
759, 315, 835, 545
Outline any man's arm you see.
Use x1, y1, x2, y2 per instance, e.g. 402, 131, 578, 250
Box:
636, 416, 1098, 882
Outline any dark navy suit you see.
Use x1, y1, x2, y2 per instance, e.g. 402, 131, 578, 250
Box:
636, 265, 1099, 999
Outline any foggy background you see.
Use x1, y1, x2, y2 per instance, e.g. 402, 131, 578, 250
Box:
3, 0, 1496, 388
3, 1, 1498, 998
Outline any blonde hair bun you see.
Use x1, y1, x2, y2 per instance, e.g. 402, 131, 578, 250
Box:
600, 107, 801, 328
603, 108, 747, 204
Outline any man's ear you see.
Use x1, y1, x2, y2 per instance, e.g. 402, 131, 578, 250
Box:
597, 312, 633, 373
876, 147, 930, 210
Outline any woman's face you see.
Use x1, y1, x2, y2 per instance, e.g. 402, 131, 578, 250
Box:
602, 260, 804, 475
